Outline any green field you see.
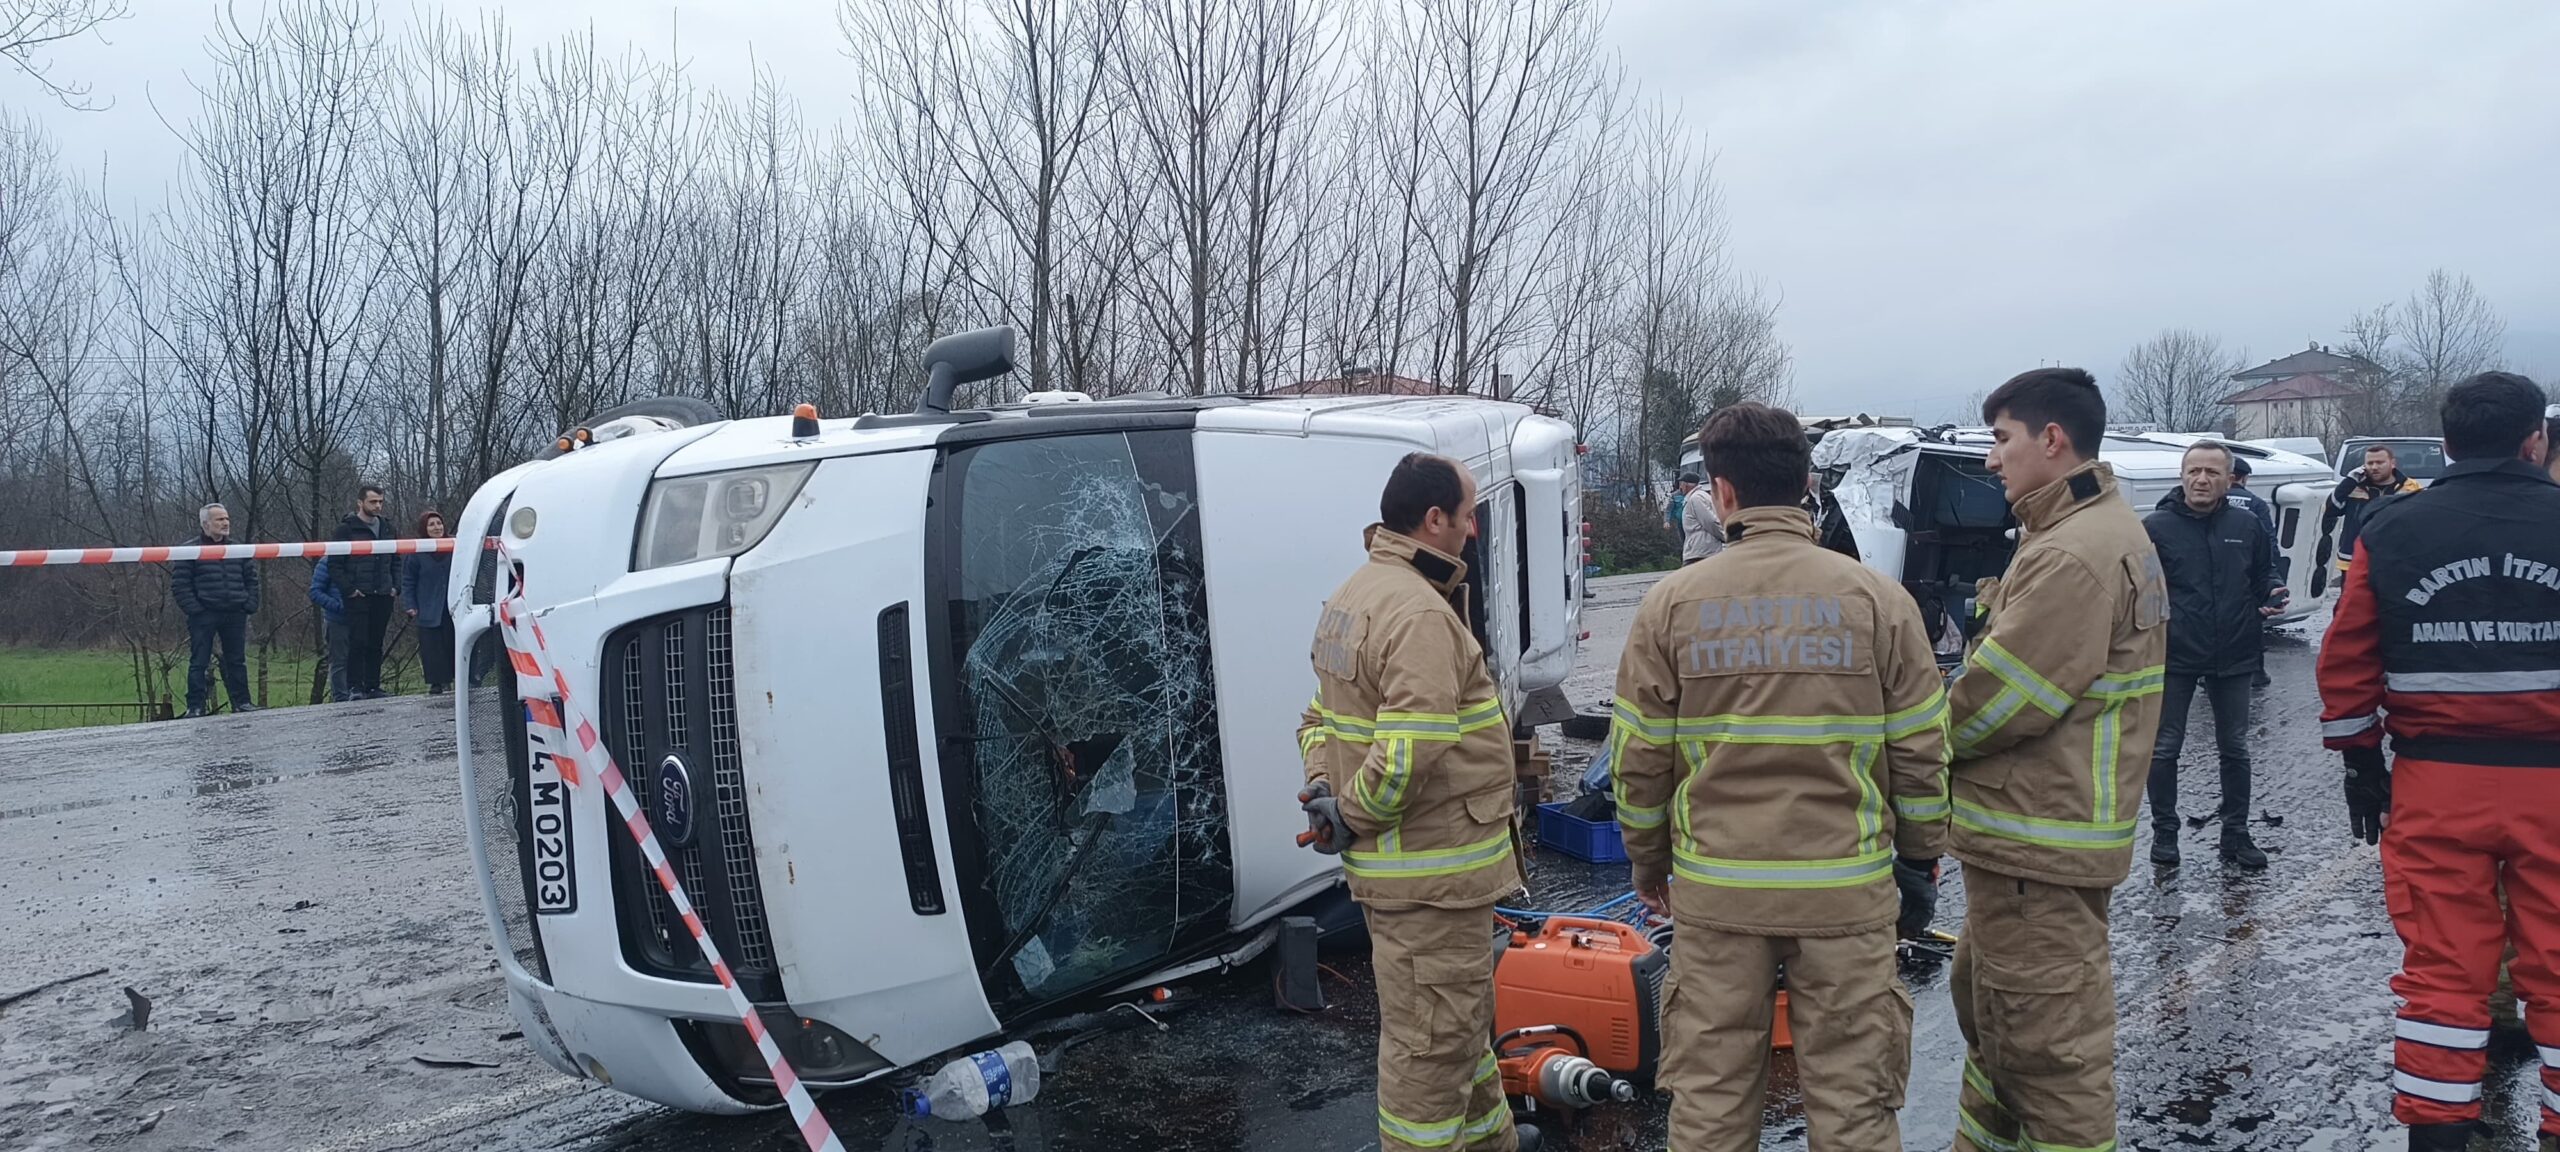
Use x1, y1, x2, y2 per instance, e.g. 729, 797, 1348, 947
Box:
0, 643, 417, 733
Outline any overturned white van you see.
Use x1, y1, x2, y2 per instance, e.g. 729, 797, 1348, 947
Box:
446, 329, 1583, 1112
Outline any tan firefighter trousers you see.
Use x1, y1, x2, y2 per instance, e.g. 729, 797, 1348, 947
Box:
1951, 865, 2120, 1152
1367, 902, 1516, 1152
1662, 923, 1914, 1151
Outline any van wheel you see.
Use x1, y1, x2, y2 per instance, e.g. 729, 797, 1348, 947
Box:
1560, 711, 1610, 741
537, 396, 722, 460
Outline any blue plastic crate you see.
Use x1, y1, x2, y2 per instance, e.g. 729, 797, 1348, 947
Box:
1536, 801, 1627, 864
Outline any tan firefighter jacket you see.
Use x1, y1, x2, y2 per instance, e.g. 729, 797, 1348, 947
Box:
1947, 461, 2169, 888
1298, 526, 1523, 911
1610, 506, 1951, 937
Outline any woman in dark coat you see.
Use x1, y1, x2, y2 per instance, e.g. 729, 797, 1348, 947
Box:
400, 510, 458, 694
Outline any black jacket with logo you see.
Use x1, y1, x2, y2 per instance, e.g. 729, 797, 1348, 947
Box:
2319, 457, 2560, 766
2144, 492, 2281, 678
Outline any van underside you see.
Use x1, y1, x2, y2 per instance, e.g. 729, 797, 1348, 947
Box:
1898, 451, 2017, 661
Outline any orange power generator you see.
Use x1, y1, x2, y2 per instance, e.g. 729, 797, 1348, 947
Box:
1491, 916, 1671, 1087
1492, 915, 1798, 1086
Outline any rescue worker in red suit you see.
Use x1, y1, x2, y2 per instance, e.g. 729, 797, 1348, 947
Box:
2319, 371, 2560, 1152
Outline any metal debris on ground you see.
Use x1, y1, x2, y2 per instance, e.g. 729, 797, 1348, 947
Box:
0, 966, 107, 1011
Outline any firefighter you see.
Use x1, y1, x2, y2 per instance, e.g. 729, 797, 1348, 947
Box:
2318, 372, 2560, 1152
1296, 452, 1538, 1152
1945, 368, 2168, 1152
1611, 403, 1950, 1151
2322, 442, 2424, 572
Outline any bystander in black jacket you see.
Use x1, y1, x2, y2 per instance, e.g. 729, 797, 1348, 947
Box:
330, 513, 398, 596
171, 535, 260, 617
2145, 490, 2283, 678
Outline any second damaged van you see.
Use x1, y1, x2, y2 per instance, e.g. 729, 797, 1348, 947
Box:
1808, 426, 2337, 659
446, 328, 1584, 1113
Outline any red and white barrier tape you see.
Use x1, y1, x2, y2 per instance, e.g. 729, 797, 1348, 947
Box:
0, 536, 491, 566
491, 551, 846, 1152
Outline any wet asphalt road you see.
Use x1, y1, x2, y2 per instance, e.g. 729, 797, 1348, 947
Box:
0, 573, 2546, 1151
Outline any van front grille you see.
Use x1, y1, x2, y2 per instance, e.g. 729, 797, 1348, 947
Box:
598, 604, 780, 997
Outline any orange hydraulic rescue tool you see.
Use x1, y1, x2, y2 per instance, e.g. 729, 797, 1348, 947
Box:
1491, 915, 1662, 1111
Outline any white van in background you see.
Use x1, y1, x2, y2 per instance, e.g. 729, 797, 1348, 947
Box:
1809, 428, 2335, 660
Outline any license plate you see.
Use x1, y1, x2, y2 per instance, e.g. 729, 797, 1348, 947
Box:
524, 714, 577, 915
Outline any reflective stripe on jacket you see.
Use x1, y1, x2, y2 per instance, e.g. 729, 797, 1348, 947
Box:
1298, 526, 1523, 910
1610, 506, 1950, 936
1946, 461, 2169, 888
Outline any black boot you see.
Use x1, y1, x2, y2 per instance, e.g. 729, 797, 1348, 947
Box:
1514, 1121, 1544, 1152
2407, 1121, 2483, 1152
2219, 827, 2268, 870
2150, 825, 2180, 866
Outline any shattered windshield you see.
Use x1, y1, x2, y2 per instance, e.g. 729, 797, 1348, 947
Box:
938, 430, 1233, 1010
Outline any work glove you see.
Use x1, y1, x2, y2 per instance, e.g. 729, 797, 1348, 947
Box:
1631, 858, 1670, 917
2342, 747, 2391, 846
1297, 780, 1351, 856
1893, 857, 1941, 939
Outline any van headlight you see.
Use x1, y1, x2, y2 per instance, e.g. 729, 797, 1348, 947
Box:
634, 463, 814, 570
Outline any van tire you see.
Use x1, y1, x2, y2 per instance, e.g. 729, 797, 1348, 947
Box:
537, 396, 723, 460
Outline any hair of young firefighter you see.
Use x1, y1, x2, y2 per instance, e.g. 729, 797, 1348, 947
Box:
1696, 402, 1811, 508
1381, 452, 1467, 535
2440, 371, 2548, 461
1982, 367, 2106, 461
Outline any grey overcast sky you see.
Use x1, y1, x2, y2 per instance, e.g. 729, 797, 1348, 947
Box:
23, 0, 2560, 419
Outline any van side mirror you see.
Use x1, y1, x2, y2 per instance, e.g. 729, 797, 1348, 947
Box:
916, 326, 1018, 414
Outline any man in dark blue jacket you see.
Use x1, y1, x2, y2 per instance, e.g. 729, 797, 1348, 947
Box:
2143, 442, 2287, 869
309, 558, 349, 703
171, 503, 261, 718
2225, 455, 2280, 543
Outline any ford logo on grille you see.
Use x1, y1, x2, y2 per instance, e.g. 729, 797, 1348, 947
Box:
656, 754, 698, 850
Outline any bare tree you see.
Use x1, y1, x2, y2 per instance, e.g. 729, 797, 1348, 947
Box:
2114, 328, 2244, 433
845, 0, 1128, 393
1394, 0, 1616, 395
165, 0, 393, 543
0, 0, 1795, 661
379, 13, 477, 505
1685, 280, 1793, 412
2395, 268, 2505, 419
0, 0, 128, 107
2335, 269, 2506, 434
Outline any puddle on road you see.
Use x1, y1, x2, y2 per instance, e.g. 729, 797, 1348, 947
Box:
0, 751, 402, 822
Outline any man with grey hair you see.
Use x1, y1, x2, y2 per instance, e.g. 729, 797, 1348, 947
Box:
171, 502, 261, 717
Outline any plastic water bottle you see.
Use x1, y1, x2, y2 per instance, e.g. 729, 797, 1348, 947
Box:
900, 1041, 1041, 1120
